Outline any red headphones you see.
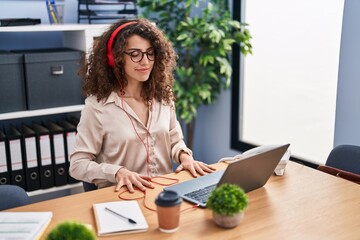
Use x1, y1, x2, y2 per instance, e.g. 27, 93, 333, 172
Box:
107, 21, 137, 68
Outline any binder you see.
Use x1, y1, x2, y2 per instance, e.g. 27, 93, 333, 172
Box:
66, 116, 80, 129
58, 119, 79, 184
45, 121, 68, 187
19, 124, 41, 191
32, 122, 54, 189
0, 129, 10, 185
5, 126, 26, 190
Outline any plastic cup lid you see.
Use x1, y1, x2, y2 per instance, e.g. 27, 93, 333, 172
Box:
155, 190, 182, 207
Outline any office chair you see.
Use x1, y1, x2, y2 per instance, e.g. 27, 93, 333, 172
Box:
317, 144, 360, 184
326, 145, 360, 174
82, 181, 97, 192
0, 185, 30, 210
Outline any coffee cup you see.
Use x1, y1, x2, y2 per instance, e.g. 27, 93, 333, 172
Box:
155, 190, 182, 233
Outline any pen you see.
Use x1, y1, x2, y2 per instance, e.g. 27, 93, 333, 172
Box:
105, 207, 137, 224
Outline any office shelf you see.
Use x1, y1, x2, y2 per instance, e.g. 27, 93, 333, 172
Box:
0, 105, 84, 121
0, 24, 109, 55
78, 0, 138, 24
0, 24, 108, 197
0, 24, 108, 123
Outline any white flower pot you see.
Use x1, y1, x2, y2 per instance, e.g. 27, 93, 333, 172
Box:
212, 211, 244, 228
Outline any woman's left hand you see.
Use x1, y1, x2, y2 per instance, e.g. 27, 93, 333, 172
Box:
175, 154, 216, 177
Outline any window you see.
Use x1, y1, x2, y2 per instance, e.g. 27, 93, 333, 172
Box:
231, 0, 344, 165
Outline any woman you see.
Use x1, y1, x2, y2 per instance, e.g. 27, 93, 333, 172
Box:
69, 18, 215, 192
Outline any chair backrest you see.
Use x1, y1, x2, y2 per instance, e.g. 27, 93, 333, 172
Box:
326, 144, 360, 175
0, 185, 30, 211
82, 181, 97, 192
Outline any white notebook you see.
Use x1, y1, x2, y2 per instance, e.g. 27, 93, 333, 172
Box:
0, 211, 52, 240
93, 200, 148, 236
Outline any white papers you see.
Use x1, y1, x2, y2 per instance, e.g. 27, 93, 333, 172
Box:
93, 200, 148, 236
0, 212, 52, 240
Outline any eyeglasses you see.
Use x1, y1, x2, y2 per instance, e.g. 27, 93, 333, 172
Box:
123, 49, 155, 63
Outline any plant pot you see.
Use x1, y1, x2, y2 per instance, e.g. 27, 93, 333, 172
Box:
212, 211, 244, 229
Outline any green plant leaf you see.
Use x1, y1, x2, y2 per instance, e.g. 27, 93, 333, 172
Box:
46, 221, 96, 240
207, 183, 248, 215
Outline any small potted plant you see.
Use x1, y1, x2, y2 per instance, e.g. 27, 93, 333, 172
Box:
46, 220, 96, 240
207, 183, 249, 228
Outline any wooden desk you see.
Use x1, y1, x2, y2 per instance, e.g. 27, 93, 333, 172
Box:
6, 161, 360, 239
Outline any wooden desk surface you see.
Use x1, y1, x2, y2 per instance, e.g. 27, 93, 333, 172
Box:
6, 161, 360, 239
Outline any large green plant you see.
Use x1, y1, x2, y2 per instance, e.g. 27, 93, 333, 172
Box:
138, 0, 252, 148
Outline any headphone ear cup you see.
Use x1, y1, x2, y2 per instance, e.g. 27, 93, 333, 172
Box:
107, 21, 137, 68
107, 51, 115, 68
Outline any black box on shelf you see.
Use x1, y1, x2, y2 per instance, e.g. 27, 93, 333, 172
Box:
0, 51, 27, 113
15, 48, 84, 110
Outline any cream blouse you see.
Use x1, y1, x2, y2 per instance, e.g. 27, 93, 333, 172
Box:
69, 92, 192, 189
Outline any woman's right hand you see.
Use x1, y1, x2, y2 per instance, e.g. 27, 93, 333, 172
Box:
115, 167, 155, 193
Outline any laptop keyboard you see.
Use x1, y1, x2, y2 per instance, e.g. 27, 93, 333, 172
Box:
184, 184, 217, 204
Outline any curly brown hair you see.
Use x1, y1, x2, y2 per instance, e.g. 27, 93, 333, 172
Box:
79, 18, 177, 104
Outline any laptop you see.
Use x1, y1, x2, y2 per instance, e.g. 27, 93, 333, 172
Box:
164, 143, 290, 207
